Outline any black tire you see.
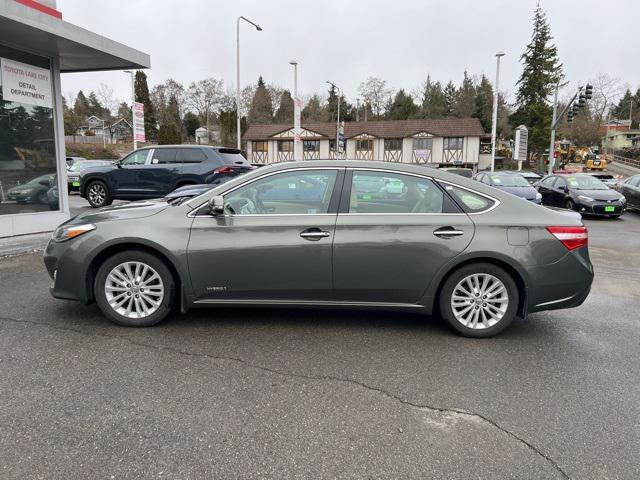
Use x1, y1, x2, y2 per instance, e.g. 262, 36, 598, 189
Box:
94, 250, 175, 327
565, 199, 576, 211
438, 263, 519, 338
37, 190, 48, 205
86, 180, 112, 208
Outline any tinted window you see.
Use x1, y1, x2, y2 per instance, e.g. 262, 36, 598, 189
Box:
554, 177, 567, 188
121, 150, 149, 166
565, 175, 608, 190
179, 148, 207, 163
541, 176, 556, 186
443, 184, 495, 213
151, 149, 179, 164
217, 149, 250, 165
224, 170, 337, 215
350, 172, 447, 214
491, 174, 530, 187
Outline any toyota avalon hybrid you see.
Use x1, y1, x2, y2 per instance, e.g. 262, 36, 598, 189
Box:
44, 161, 594, 338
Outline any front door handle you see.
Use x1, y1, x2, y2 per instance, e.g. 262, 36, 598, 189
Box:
300, 228, 331, 241
433, 227, 465, 238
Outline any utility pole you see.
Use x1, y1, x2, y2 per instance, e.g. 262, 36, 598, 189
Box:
236, 16, 262, 151
490, 51, 505, 172
548, 83, 559, 175
356, 98, 360, 122
290, 60, 300, 160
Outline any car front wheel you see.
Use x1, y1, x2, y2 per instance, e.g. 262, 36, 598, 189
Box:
86, 180, 112, 208
439, 263, 519, 338
95, 250, 175, 327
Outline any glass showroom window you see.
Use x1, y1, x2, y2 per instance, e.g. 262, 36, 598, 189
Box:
0, 45, 58, 215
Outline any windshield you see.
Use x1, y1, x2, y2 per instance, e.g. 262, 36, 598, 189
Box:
566, 176, 608, 190
490, 174, 530, 187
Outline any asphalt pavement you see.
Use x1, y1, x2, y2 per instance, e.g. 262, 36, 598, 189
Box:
0, 208, 639, 479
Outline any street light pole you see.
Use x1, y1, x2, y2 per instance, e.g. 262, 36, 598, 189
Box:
236, 16, 262, 151
124, 70, 136, 150
290, 60, 300, 160
548, 83, 559, 175
490, 51, 505, 172
326, 81, 340, 158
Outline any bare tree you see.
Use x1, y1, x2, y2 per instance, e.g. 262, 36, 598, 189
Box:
589, 73, 626, 123
96, 83, 117, 117
186, 78, 225, 129
358, 77, 392, 118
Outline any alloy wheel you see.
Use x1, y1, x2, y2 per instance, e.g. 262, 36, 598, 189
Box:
450, 273, 509, 329
104, 261, 165, 319
88, 183, 106, 206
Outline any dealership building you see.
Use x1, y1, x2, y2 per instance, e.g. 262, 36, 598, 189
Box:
0, 0, 149, 237
243, 118, 491, 168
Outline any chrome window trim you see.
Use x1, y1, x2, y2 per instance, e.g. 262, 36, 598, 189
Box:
187, 166, 343, 217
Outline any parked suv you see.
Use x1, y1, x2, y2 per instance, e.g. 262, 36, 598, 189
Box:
79, 145, 252, 208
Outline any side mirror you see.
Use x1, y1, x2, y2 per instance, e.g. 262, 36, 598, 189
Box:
39, 179, 51, 186
208, 195, 224, 215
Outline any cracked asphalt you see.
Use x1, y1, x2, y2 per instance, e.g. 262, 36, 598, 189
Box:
1, 211, 639, 479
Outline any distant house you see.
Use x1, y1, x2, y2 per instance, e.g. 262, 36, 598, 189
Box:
75, 116, 132, 143
243, 118, 490, 169
195, 126, 221, 145
602, 129, 640, 150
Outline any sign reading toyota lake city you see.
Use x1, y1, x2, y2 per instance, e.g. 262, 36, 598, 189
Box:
1, 58, 52, 108
133, 102, 146, 142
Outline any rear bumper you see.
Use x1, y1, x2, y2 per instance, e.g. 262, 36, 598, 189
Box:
525, 247, 594, 314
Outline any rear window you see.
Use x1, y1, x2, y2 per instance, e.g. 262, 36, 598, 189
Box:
217, 148, 250, 166
442, 184, 495, 213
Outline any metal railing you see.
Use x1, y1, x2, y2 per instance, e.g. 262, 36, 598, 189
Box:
610, 152, 640, 169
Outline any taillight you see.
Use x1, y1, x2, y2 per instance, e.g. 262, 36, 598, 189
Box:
215, 166, 235, 174
546, 226, 588, 251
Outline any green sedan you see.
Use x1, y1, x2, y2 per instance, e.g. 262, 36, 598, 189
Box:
44, 161, 593, 338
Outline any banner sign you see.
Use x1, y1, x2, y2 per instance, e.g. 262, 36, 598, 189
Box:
133, 102, 146, 143
0, 57, 52, 108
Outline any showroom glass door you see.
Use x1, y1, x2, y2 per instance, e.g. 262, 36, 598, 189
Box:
0, 44, 58, 215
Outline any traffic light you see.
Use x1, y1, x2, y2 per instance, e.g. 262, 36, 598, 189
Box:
584, 84, 593, 99
578, 94, 586, 107
572, 103, 580, 114
567, 111, 574, 123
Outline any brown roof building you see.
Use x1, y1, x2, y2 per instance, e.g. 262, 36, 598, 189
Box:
243, 118, 491, 168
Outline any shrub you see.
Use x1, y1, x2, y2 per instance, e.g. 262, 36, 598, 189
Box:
158, 123, 182, 145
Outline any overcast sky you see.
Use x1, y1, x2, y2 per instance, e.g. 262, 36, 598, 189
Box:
59, 0, 639, 108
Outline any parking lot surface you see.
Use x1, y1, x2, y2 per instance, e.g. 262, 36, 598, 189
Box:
1, 209, 639, 479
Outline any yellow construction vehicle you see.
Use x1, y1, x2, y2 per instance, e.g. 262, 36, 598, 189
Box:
584, 153, 606, 171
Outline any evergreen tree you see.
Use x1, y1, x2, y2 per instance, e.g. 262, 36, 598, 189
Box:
167, 94, 181, 127
302, 94, 328, 122
248, 76, 273, 124
274, 90, 294, 123
327, 86, 354, 122
134, 70, 158, 142
87, 92, 105, 118
443, 81, 458, 116
117, 102, 130, 120
455, 71, 476, 118
474, 74, 494, 132
421, 77, 447, 119
182, 112, 201, 139
73, 90, 91, 119
157, 123, 182, 144
612, 89, 633, 120
388, 89, 418, 120
511, 2, 564, 155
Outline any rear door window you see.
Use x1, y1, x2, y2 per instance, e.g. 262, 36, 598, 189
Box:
217, 148, 250, 166
179, 148, 207, 163
151, 149, 179, 164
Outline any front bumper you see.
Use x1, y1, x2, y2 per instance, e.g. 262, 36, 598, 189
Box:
576, 201, 625, 216
7, 191, 35, 202
43, 237, 91, 303
67, 177, 80, 191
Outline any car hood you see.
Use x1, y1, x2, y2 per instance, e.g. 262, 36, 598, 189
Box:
164, 184, 214, 201
79, 164, 118, 177
571, 189, 622, 201
69, 198, 169, 225
494, 185, 538, 199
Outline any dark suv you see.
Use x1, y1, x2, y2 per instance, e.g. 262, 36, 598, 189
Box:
80, 145, 252, 208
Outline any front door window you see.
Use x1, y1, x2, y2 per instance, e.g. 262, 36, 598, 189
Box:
121, 150, 149, 166
224, 170, 338, 215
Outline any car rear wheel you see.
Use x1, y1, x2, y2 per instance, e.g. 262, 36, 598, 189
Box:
95, 251, 175, 327
87, 181, 112, 208
439, 263, 518, 338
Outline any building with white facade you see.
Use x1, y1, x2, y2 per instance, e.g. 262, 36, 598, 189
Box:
0, 0, 149, 237
244, 118, 491, 168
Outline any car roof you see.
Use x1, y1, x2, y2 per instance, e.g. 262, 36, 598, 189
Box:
136, 145, 238, 150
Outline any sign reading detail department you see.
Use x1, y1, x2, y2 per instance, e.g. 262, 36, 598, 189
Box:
1, 57, 53, 109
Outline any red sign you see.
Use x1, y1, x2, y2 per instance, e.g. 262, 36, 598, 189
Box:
13, 0, 62, 19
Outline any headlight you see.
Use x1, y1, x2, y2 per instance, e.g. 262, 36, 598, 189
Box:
620, 196, 626, 203
577, 195, 595, 203
52, 223, 96, 242
535, 192, 542, 200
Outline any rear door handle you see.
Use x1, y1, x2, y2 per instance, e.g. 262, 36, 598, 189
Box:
433, 227, 465, 238
300, 228, 331, 241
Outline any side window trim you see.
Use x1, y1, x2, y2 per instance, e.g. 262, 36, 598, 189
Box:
145, 149, 154, 165
436, 179, 500, 215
